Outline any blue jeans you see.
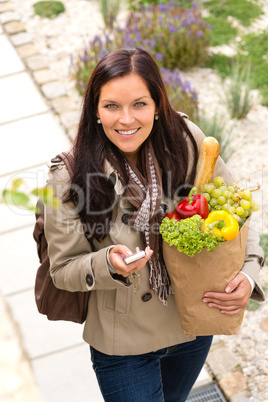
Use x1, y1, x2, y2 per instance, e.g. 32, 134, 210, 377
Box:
90, 336, 213, 402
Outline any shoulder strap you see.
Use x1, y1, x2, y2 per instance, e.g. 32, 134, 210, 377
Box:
56, 152, 74, 177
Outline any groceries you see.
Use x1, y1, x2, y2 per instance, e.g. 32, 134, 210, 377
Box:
201, 176, 260, 228
161, 135, 260, 254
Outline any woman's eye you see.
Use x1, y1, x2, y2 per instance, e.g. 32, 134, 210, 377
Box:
106, 104, 117, 109
135, 102, 145, 107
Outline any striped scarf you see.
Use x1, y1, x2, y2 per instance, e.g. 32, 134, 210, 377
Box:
109, 141, 172, 304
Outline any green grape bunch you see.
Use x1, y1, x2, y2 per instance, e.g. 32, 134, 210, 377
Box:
201, 176, 260, 227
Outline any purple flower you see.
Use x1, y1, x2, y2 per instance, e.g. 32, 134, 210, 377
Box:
196, 31, 203, 38
155, 53, 164, 61
169, 24, 177, 33
80, 55, 89, 62
159, 4, 170, 12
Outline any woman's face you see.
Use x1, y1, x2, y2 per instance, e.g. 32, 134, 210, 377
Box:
97, 74, 157, 165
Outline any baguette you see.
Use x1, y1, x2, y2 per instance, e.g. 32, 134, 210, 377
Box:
194, 137, 220, 193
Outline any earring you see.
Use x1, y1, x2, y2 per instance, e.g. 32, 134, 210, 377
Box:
154, 114, 159, 120
97, 118, 101, 124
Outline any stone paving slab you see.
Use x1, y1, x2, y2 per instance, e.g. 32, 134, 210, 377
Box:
6, 289, 85, 360
0, 113, 70, 175
0, 72, 48, 124
0, 291, 43, 402
32, 344, 102, 402
0, 226, 40, 296
0, 33, 24, 76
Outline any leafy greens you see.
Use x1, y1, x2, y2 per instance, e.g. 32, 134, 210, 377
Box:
160, 215, 225, 257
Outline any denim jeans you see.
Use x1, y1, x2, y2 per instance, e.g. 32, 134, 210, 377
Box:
90, 336, 213, 402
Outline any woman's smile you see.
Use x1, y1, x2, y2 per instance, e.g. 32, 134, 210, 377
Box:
115, 128, 141, 136
97, 74, 157, 165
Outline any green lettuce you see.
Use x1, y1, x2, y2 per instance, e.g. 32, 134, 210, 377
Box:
159, 215, 225, 257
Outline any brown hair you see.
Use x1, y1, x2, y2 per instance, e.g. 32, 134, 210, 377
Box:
65, 48, 198, 242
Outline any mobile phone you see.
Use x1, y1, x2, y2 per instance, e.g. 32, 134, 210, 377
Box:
124, 251, 146, 265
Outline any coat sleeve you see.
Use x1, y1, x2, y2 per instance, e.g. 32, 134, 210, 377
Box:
44, 164, 129, 292
187, 120, 265, 302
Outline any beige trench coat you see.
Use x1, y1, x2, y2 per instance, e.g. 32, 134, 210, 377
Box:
44, 120, 265, 356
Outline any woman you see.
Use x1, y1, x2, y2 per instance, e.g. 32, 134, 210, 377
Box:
45, 48, 265, 401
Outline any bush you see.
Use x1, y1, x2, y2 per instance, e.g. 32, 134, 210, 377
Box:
115, 1, 211, 70
238, 31, 268, 107
161, 68, 198, 120
205, 0, 263, 27
223, 61, 255, 119
33, 1, 65, 19
71, 1, 211, 91
97, 0, 122, 29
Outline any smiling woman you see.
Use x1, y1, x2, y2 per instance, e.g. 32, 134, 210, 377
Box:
97, 74, 157, 165
43, 48, 265, 402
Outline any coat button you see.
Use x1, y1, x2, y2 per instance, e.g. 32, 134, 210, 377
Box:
142, 293, 152, 302
86, 274, 94, 286
51, 156, 62, 163
121, 213, 129, 225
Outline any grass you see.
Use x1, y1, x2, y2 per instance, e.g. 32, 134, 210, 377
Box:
223, 61, 255, 119
33, 1, 65, 19
205, 0, 263, 27
238, 32, 268, 106
202, 0, 268, 107
205, 31, 268, 107
205, 17, 238, 47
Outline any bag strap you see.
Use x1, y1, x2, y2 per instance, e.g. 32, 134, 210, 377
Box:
56, 152, 74, 177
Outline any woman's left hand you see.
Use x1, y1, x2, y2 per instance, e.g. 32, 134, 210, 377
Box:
202, 273, 252, 315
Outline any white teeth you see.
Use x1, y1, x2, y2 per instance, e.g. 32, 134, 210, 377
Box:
117, 129, 138, 135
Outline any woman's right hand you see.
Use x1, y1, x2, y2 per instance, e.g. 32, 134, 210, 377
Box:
108, 245, 153, 277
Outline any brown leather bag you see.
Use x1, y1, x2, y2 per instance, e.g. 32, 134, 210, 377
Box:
33, 152, 90, 323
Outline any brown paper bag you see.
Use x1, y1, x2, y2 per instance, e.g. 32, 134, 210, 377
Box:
163, 218, 250, 336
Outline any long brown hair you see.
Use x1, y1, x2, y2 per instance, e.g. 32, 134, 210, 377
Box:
65, 48, 198, 242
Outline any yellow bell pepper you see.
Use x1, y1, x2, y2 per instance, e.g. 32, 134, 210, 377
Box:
203, 210, 239, 241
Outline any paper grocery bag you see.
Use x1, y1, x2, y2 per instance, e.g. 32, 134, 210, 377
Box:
163, 218, 250, 336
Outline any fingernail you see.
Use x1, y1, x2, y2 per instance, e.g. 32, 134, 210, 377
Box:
203, 298, 208, 303
225, 286, 231, 293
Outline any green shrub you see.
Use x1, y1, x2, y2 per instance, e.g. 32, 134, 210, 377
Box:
128, 0, 195, 9
73, 1, 212, 80
161, 68, 198, 121
97, 0, 122, 29
115, 2, 212, 71
204, 17, 238, 46
205, 0, 263, 27
223, 61, 255, 119
196, 113, 234, 162
238, 31, 268, 107
33, 1, 65, 19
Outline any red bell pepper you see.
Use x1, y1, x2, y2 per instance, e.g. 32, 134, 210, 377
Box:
176, 187, 209, 220
165, 210, 180, 221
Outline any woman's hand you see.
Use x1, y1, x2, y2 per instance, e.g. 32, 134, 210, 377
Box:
202, 273, 252, 315
109, 245, 153, 277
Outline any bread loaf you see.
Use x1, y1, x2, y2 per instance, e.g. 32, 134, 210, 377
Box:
194, 137, 220, 193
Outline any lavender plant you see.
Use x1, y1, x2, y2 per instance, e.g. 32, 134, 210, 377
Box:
114, 1, 211, 70
161, 68, 198, 120
71, 1, 206, 116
